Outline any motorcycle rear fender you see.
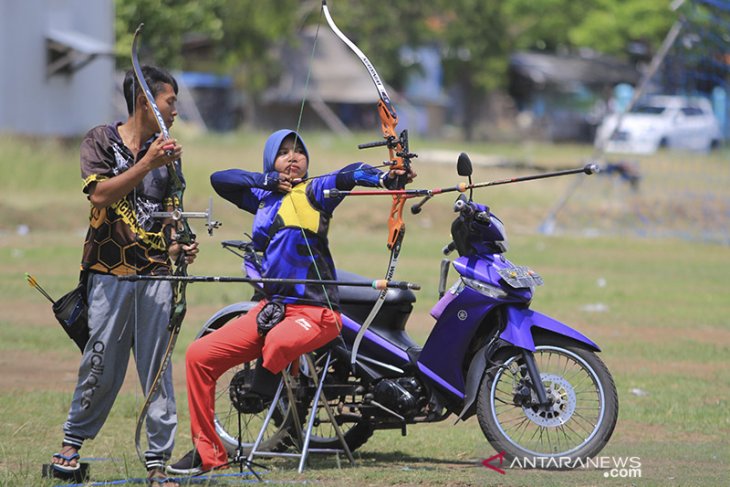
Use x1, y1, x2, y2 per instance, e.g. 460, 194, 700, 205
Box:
198, 301, 258, 338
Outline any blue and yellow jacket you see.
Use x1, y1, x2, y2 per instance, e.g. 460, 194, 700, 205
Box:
211, 129, 389, 308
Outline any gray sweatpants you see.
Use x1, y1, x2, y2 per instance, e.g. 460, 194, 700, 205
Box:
63, 273, 177, 463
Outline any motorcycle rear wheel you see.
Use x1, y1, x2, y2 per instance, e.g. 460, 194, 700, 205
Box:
477, 335, 618, 467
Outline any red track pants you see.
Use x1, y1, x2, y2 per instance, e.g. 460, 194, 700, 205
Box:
185, 300, 342, 470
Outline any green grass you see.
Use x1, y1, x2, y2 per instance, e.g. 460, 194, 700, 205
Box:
1, 130, 729, 485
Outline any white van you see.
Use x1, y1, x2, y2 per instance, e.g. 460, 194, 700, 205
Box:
594, 95, 723, 154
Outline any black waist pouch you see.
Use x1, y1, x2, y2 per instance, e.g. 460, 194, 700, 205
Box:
52, 272, 89, 353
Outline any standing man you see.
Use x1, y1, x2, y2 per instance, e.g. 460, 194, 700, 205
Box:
49, 65, 197, 487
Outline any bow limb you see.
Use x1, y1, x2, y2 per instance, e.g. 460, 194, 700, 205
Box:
349, 229, 404, 368
131, 24, 170, 140
321, 2, 411, 248
130, 23, 191, 465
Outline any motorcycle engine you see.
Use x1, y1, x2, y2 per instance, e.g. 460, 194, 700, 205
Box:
372, 377, 424, 418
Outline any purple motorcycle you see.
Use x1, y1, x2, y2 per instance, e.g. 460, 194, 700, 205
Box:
197, 153, 618, 466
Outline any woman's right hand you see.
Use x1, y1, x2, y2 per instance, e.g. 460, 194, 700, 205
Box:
276, 172, 293, 193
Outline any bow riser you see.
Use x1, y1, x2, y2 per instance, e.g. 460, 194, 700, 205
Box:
377, 99, 399, 140
388, 196, 406, 250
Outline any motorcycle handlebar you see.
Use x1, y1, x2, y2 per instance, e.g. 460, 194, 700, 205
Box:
454, 197, 490, 222
453, 197, 469, 213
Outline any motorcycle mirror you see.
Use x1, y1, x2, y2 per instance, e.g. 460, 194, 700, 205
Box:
457, 152, 473, 177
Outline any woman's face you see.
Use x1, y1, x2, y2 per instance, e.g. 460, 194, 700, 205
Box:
274, 135, 308, 179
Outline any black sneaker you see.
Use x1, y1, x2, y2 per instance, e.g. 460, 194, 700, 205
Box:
165, 449, 202, 475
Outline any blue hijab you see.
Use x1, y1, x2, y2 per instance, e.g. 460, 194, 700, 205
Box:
262, 129, 309, 178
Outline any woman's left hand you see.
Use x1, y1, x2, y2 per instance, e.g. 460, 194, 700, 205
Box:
386, 166, 417, 186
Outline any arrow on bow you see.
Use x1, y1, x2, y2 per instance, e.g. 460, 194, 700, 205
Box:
321, 0, 417, 368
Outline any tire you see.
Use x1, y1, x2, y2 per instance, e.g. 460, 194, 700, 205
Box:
196, 311, 301, 455
476, 335, 618, 467
297, 351, 374, 452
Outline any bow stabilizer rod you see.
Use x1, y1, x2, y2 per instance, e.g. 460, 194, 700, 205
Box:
118, 274, 420, 291
325, 163, 600, 199
151, 196, 221, 236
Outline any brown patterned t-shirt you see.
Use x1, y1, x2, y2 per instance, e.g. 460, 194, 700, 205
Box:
79, 123, 178, 276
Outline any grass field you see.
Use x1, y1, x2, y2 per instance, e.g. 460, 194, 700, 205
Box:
0, 129, 728, 486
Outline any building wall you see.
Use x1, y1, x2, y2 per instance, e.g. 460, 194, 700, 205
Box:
0, 0, 114, 137
0, 1, 10, 127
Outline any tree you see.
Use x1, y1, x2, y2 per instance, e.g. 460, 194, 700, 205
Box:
114, 0, 684, 140
213, 0, 306, 94
433, 0, 512, 140
422, 0, 680, 140
115, 0, 225, 69
116, 0, 310, 125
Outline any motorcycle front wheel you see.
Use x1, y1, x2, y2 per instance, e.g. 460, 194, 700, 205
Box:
477, 334, 618, 467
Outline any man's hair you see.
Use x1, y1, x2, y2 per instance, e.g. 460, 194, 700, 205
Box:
122, 65, 179, 116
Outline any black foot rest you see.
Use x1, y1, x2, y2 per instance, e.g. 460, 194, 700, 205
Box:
42, 463, 90, 483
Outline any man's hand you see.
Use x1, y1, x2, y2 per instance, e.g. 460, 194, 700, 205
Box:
169, 241, 199, 265
88, 135, 183, 209
146, 134, 182, 170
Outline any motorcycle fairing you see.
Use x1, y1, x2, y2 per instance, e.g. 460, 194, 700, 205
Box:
418, 285, 495, 395
341, 315, 412, 369
417, 362, 464, 398
453, 255, 503, 286
419, 292, 600, 406
501, 306, 600, 352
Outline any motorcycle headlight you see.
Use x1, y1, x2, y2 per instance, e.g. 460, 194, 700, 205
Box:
462, 277, 508, 299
